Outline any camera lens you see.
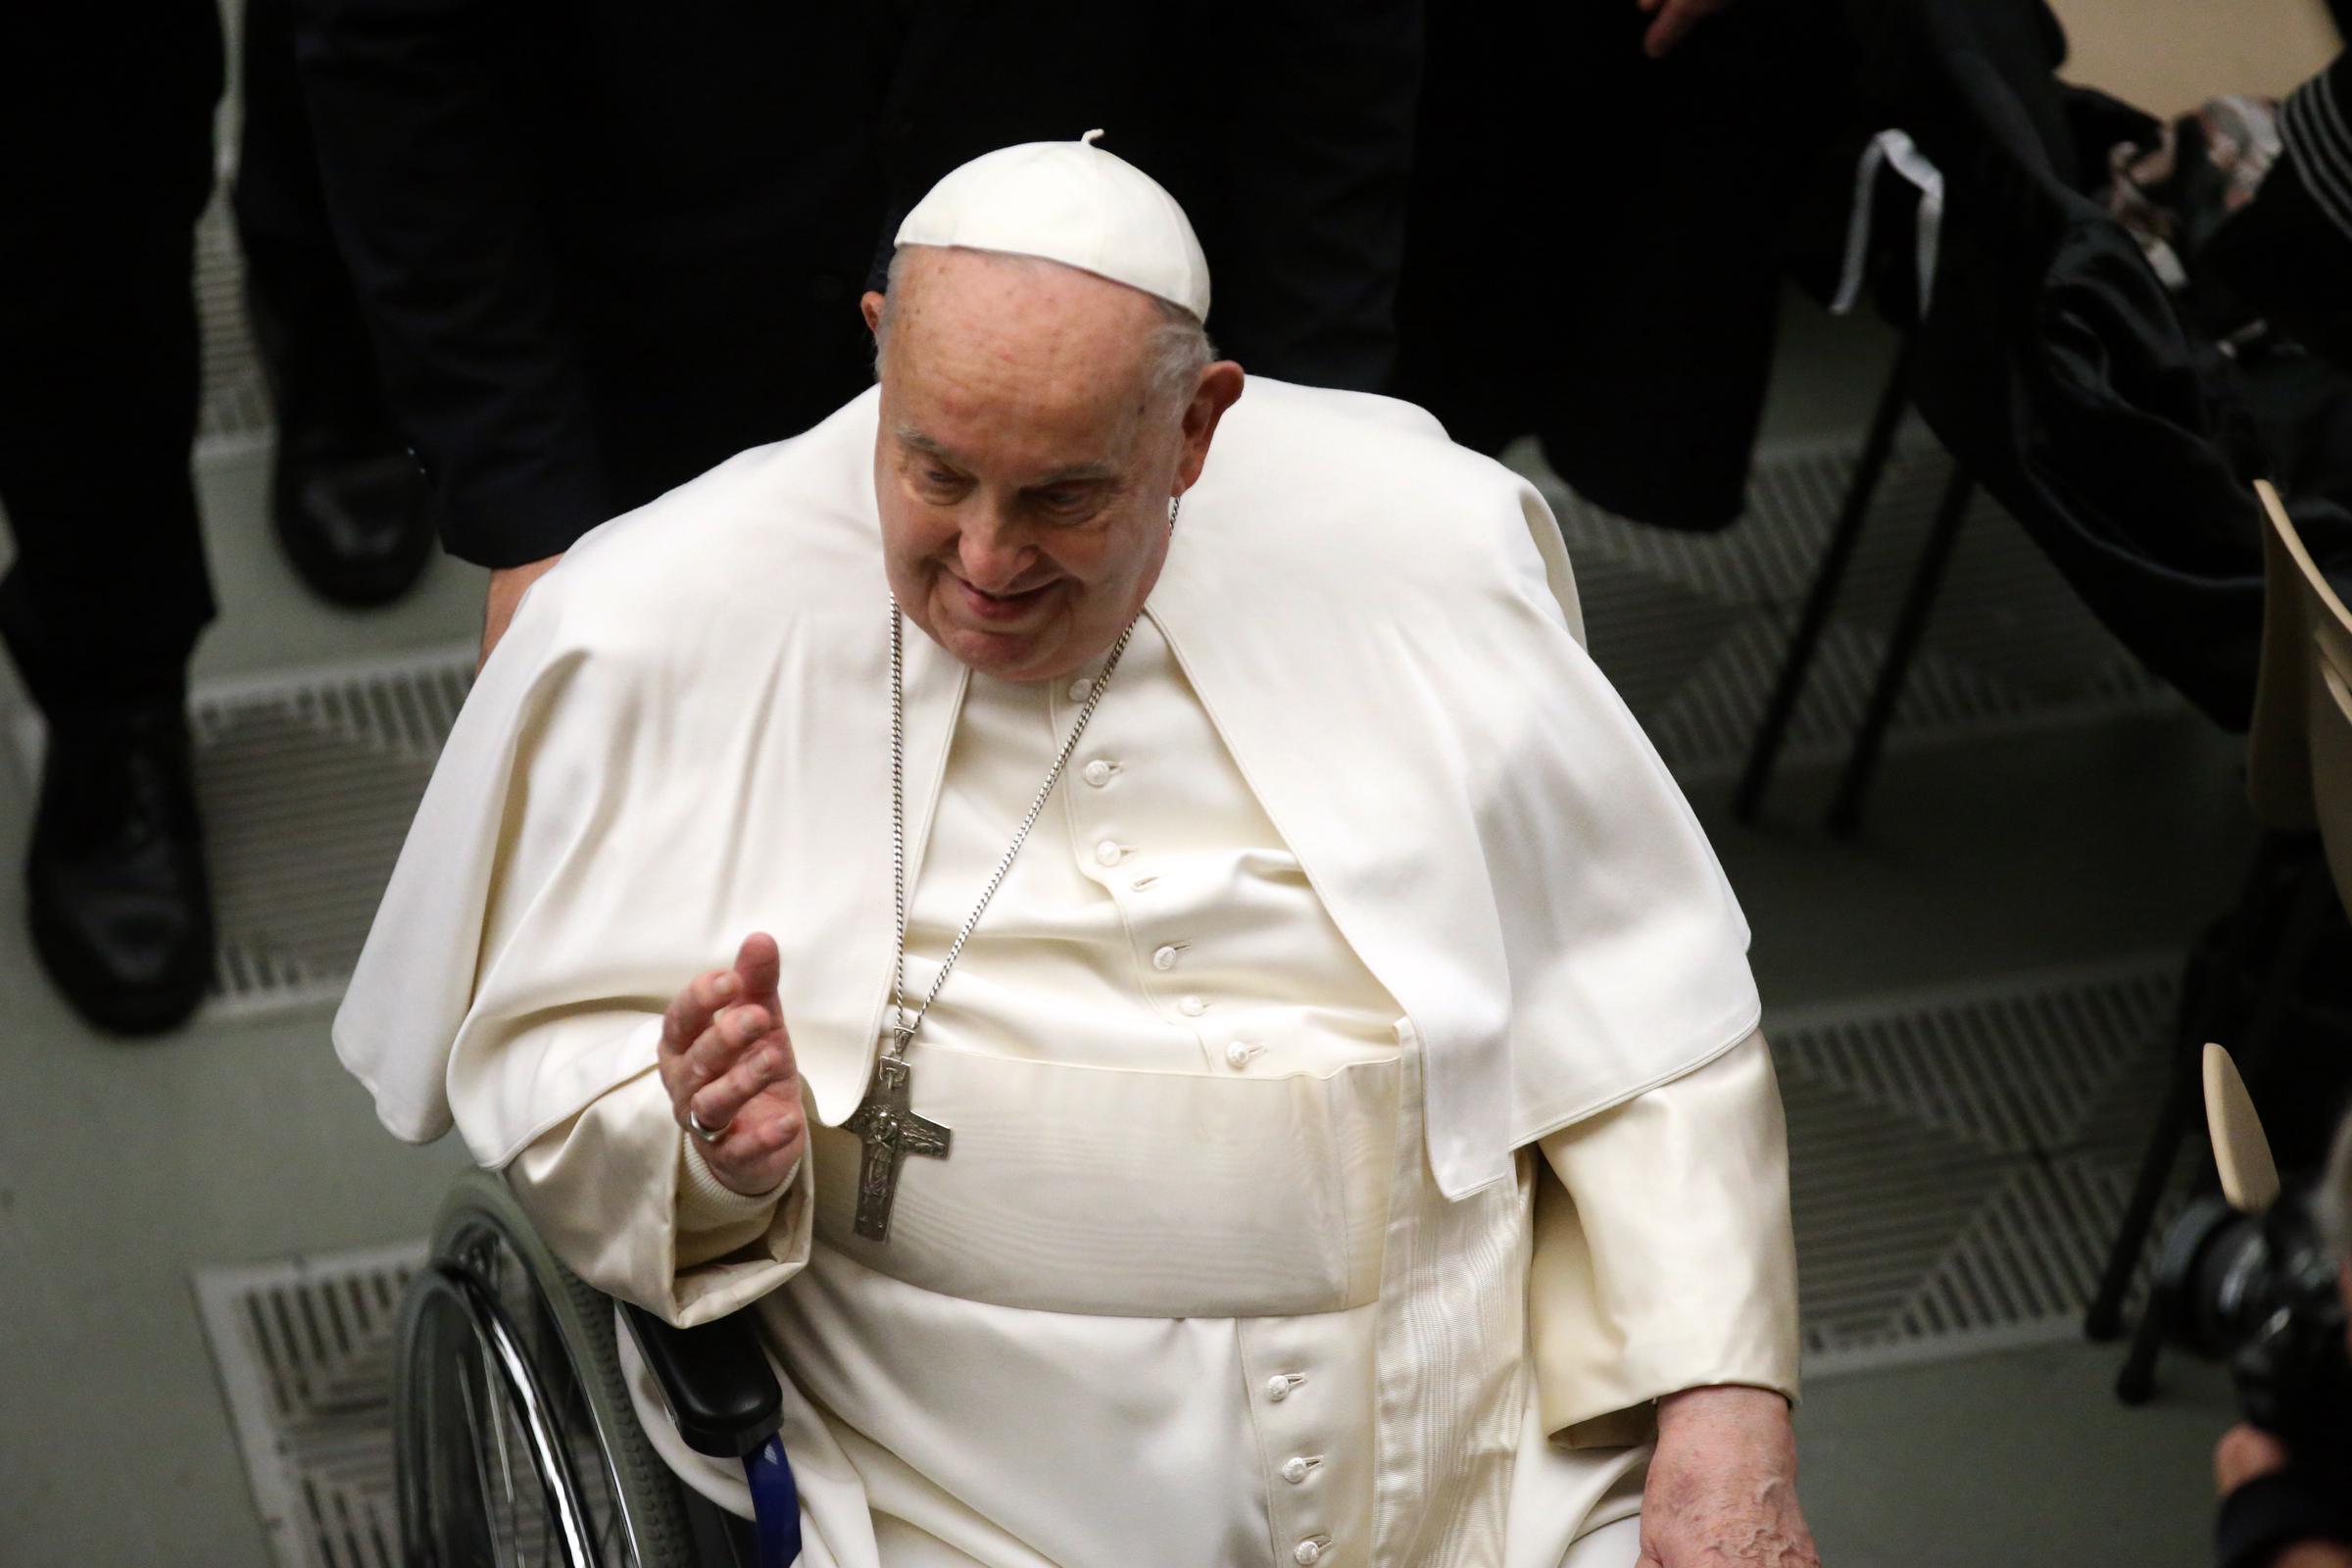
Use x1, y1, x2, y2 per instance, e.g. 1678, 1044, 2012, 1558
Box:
2151, 1195, 2274, 1358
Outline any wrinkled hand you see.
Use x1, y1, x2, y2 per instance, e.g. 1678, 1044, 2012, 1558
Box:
656, 932, 808, 1196
1640, 1386, 1820, 1567
1637, 0, 1737, 58
2215, 1425, 2352, 1568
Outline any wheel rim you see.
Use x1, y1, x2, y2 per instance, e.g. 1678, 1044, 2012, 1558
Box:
397, 1218, 646, 1566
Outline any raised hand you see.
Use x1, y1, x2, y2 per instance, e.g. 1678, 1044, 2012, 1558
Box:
656, 932, 807, 1196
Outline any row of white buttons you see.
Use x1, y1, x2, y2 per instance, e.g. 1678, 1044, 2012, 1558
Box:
1077, 788, 1211, 1016
1261, 1377, 1328, 1561
1068, 672, 1320, 1562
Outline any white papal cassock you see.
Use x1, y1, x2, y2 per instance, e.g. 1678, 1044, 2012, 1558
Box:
337, 377, 1800, 1568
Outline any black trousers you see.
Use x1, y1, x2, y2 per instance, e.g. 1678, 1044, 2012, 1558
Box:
237, 0, 402, 458
0, 1, 222, 714
0, 0, 388, 717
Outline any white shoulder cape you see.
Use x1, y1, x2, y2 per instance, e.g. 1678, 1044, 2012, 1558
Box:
334, 378, 1759, 1200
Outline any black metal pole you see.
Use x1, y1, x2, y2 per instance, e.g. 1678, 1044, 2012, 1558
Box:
1825, 464, 1973, 837
1731, 332, 1920, 823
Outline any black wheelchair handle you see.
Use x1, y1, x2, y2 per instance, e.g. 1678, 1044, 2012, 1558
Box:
621, 1301, 786, 1459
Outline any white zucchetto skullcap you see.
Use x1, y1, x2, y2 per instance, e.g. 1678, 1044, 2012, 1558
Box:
894, 130, 1212, 322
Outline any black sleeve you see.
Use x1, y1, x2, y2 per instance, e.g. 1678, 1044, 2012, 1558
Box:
2216, 1466, 2352, 1568
293, 0, 612, 568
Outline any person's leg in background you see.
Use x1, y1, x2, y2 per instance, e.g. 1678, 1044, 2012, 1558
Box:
0, 0, 223, 1034
234, 0, 434, 608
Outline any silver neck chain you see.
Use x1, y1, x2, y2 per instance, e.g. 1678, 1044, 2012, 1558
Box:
886, 500, 1176, 1061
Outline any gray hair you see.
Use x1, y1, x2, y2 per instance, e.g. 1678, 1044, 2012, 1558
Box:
872, 247, 1215, 413
2324, 1105, 2352, 1261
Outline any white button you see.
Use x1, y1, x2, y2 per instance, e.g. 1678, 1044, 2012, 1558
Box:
1295, 1542, 1324, 1566
1281, 1456, 1312, 1485
1179, 995, 1206, 1017
1094, 840, 1124, 867
1082, 760, 1114, 787
1067, 677, 1095, 702
1152, 945, 1180, 971
1224, 1042, 1252, 1069
1264, 1375, 1292, 1402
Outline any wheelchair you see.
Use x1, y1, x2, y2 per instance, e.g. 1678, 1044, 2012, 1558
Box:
394, 1168, 803, 1566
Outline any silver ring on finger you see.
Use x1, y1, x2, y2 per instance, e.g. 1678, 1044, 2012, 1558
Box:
687, 1105, 730, 1145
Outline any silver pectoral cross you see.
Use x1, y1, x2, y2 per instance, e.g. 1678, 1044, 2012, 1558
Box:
840, 1045, 952, 1242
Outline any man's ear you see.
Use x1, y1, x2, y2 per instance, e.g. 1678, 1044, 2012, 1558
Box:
861, 290, 887, 337
1174, 362, 1247, 495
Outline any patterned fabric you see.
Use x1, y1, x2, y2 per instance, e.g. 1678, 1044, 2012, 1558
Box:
1368, 1038, 1530, 1565
2280, 58, 2352, 244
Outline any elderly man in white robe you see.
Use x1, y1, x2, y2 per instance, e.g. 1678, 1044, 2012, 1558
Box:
338, 137, 1817, 1568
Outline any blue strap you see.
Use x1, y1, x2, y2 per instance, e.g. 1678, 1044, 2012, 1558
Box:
743, 1434, 803, 1567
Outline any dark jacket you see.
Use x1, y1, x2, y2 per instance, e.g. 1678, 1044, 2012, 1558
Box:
295, 0, 1420, 567
1392, 0, 1850, 532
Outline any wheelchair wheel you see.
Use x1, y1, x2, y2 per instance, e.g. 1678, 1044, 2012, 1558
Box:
394, 1167, 697, 1567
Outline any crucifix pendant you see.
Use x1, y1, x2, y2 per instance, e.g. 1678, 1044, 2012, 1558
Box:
840, 1045, 952, 1242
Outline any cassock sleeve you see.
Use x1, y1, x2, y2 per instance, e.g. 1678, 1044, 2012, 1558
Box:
506, 1067, 814, 1328
1527, 1031, 1800, 1447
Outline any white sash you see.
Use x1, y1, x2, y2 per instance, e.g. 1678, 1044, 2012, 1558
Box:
808, 1049, 1400, 1318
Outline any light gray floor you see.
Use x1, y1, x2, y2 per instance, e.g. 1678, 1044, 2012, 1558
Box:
0, 299, 2258, 1567
0, 452, 478, 1567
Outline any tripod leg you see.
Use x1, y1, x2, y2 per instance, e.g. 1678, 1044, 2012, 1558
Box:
2084, 964, 2207, 1342
2106, 839, 2327, 1402
1826, 464, 1974, 837
2115, 1283, 2167, 1403
1732, 332, 1918, 823
2084, 837, 2290, 1341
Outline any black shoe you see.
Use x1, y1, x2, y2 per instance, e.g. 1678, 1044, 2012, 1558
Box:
26, 704, 215, 1036
271, 440, 436, 609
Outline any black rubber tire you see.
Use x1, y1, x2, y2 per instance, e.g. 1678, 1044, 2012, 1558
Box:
400, 1167, 699, 1567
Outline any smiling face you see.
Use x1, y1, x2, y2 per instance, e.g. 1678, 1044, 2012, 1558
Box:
866, 247, 1242, 682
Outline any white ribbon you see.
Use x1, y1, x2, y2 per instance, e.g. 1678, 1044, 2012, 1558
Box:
1831, 127, 1946, 318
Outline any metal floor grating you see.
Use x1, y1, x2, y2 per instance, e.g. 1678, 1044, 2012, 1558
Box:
195, 1243, 422, 1568
7, 647, 475, 1019
193, 959, 2191, 1565
1774, 956, 2185, 1374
